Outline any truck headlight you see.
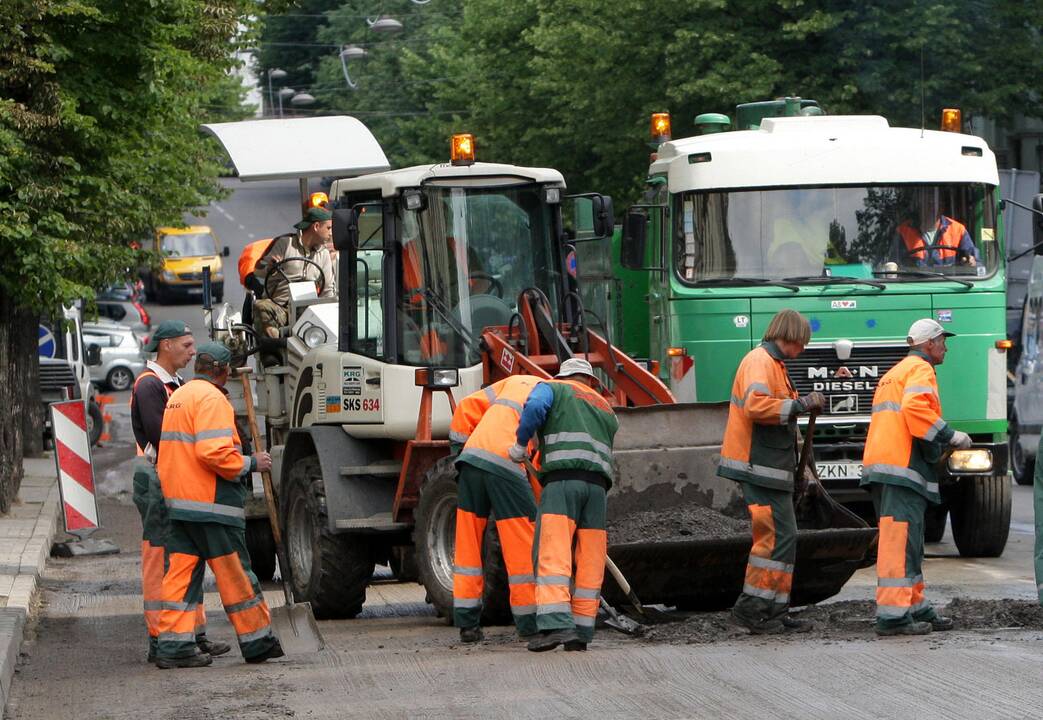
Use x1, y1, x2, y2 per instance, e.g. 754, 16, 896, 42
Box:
948, 449, 992, 473
301, 324, 328, 348
161, 270, 177, 282
414, 367, 458, 388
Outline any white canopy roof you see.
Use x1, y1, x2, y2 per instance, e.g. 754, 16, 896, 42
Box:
201, 116, 390, 181
331, 162, 565, 198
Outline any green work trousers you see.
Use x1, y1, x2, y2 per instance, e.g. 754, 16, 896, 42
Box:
453, 463, 538, 636
531, 478, 607, 643
732, 482, 797, 625
870, 483, 939, 629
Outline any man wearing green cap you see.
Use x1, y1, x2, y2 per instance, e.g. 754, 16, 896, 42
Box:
131, 321, 231, 664
252, 206, 336, 340
155, 341, 281, 667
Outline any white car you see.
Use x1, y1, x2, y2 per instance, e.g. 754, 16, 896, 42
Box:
83, 322, 146, 392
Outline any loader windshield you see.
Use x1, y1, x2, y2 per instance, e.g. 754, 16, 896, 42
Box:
673, 183, 998, 285
398, 181, 562, 366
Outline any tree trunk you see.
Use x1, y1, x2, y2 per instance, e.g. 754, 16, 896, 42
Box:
0, 291, 25, 514
18, 303, 45, 458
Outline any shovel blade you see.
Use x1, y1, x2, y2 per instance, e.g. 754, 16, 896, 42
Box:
605, 613, 648, 636
270, 602, 325, 654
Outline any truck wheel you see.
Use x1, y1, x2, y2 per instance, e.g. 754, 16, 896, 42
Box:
388, 546, 419, 582
1009, 417, 1035, 486
283, 455, 374, 618
923, 503, 947, 543
245, 518, 276, 582
86, 400, 103, 447
414, 457, 511, 626
948, 475, 1011, 558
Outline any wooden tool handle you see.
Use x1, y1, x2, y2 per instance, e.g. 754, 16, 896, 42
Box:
238, 368, 281, 549
796, 409, 819, 481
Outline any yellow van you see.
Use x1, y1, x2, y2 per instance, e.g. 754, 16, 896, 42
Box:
144, 225, 229, 304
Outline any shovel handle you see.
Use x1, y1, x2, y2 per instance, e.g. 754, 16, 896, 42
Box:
796, 409, 818, 481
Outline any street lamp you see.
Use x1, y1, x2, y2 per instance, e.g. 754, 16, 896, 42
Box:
291, 93, 315, 108
278, 86, 296, 117
339, 45, 367, 90
368, 15, 403, 33
266, 68, 287, 117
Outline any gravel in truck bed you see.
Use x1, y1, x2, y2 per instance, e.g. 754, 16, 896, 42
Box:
607, 502, 750, 545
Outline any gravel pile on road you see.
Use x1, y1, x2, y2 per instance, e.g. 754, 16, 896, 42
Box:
608, 502, 750, 545
640, 599, 1043, 645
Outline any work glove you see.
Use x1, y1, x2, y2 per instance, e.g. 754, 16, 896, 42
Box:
507, 443, 529, 463
949, 430, 972, 450
796, 391, 826, 413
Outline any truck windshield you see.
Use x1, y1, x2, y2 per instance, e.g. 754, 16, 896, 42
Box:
673, 184, 998, 285
160, 232, 217, 257
398, 181, 560, 366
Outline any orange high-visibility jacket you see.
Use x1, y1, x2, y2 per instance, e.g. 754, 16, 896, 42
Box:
238, 237, 274, 287
716, 342, 802, 490
932, 216, 967, 264
860, 351, 953, 503
158, 378, 251, 528
450, 375, 540, 482
898, 222, 927, 263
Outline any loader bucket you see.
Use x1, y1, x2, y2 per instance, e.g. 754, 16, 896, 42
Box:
604, 404, 877, 611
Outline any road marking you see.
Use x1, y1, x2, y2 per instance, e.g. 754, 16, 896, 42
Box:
248, 233, 256, 239
214, 204, 236, 223
238, 224, 245, 230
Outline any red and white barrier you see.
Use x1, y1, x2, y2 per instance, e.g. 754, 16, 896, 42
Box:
50, 400, 101, 536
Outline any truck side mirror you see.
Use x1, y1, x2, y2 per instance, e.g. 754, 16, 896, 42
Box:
620, 210, 648, 270
591, 195, 615, 238
85, 344, 102, 366
332, 208, 359, 252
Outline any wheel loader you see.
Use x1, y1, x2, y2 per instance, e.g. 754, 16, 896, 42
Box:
201, 117, 876, 622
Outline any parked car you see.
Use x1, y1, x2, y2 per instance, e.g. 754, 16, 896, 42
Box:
141, 225, 228, 304
95, 299, 151, 341
83, 322, 146, 392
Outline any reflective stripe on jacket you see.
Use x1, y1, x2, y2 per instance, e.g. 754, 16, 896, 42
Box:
158, 378, 250, 527
717, 342, 801, 491
860, 351, 953, 503
452, 376, 540, 481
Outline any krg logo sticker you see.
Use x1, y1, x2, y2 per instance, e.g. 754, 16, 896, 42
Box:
342, 366, 362, 396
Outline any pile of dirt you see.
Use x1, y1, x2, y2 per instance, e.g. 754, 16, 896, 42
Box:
639, 599, 1043, 645
608, 502, 750, 545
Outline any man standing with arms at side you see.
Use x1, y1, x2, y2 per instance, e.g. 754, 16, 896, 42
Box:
448, 374, 541, 644
130, 321, 230, 664
717, 309, 823, 634
154, 342, 282, 667
862, 318, 971, 636
509, 358, 619, 652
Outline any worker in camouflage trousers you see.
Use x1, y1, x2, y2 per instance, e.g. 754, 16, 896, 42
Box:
448, 374, 542, 643
510, 358, 619, 652
717, 309, 823, 635
131, 321, 230, 664
862, 319, 970, 636
154, 342, 282, 668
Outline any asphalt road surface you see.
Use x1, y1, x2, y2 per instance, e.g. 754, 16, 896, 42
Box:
14, 181, 1043, 718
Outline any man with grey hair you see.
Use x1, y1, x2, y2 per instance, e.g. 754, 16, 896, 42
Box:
861, 318, 971, 636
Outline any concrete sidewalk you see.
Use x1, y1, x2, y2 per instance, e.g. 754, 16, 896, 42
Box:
0, 456, 61, 715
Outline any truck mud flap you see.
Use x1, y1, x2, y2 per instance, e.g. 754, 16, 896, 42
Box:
602, 527, 878, 612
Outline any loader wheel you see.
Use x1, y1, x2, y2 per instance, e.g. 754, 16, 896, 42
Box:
388, 546, 419, 582
283, 455, 374, 618
245, 518, 276, 582
414, 457, 511, 626
948, 475, 1011, 558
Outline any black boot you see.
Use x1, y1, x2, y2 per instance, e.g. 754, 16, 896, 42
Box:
197, 637, 232, 657
459, 627, 484, 644
155, 651, 213, 669
527, 629, 579, 652
245, 640, 285, 664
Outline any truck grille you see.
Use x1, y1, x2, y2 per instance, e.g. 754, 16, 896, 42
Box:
39, 360, 76, 393
178, 272, 203, 281
786, 343, 908, 417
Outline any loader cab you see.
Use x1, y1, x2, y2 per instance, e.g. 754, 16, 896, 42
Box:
333, 164, 572, 370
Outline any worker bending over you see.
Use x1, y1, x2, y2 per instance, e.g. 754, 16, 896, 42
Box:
154, 342, 282, 668
862, 319, 970, 636
448, 374, 542, 643
510, 358, 619, 652
717, 309, 824, 634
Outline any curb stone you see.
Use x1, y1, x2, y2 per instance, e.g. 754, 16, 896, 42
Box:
0, 456, 61, 717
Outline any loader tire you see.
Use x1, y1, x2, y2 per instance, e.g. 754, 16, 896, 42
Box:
949, 475, 1011, 558
414, 457, 511, 626
245, 518, 276, 582
388, 546, 419, 582
283, 455, 374, 618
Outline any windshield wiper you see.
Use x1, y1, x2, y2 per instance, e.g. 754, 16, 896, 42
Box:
783, 275, 885, 290
420, 288, 477, 349
693, 277, 799, 292
870, 269, 973, 289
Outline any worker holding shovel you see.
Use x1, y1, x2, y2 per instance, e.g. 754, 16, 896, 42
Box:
717, 309, 824, 635
862, 319, 969, 636
154, 342, 283, 668
510, 358, 619, 652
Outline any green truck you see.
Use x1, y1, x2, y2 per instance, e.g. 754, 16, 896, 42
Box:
589, 99, 1010, 557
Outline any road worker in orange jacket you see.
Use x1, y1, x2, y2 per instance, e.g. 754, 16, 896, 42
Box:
448, 374, 541, 643
717, 309, 824, 634
861, 318, 971, 636
131, 321, 231, 664
154, 341, 281, 668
